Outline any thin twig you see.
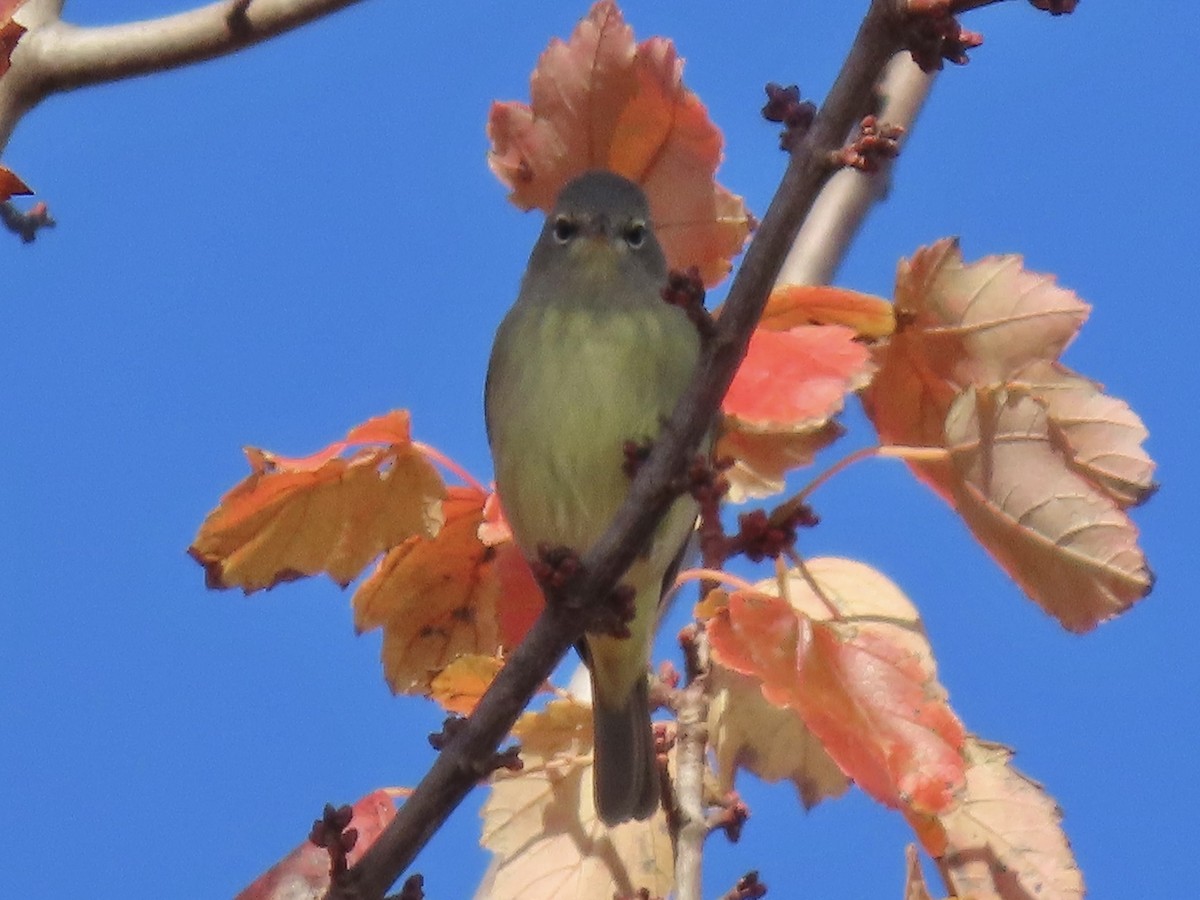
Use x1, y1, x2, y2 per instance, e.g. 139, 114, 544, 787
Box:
0, 0, 370, 152
673, 627, 712, 900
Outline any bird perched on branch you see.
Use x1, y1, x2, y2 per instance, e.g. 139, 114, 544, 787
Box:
486, 170, 702, 825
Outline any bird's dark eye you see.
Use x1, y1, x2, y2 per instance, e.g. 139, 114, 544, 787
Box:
624, 222, 647, 249
552, 216, 578, 244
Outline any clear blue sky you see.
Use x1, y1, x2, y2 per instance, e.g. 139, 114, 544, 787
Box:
4, 3, 1196, 898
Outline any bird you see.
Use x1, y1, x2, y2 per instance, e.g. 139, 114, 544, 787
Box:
485, 170, 702, 825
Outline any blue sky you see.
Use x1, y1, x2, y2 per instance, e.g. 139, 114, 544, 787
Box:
4, 3, 1197, 898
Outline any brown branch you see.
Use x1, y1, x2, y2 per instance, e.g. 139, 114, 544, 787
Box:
0, 0, 370, 152
333, 2, 912, 897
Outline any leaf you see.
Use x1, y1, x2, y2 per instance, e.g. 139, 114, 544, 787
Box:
937, 737, 1084, 900
862, 239, 1155, 631
0, 7, 25, 79
703, 559, 966, 817
1012, 360, 1156, 508
944, 388, 1152, 632
707, 662, 850, 809
479, 698, 674, 900
486, 0, 751, 285
234, 790, 396, 900
715, 421, 843, 503
717, 318, 872, 501
190, 411, 445, 593
760, 284, 896, 340
902, 844, 936, 900
430, 654, 505, 715
0, 164, 30, 201
479, 492, 546, 647
353, 487, 499, 695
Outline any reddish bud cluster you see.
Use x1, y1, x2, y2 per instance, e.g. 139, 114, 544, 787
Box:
308, 803, 358, 878
762, 83, 816, 151
622, 438, 654, 479
709, 793, 750, 844
662, 267, 716, 339
531, 543, 583, 593
832, 115, 904, 174
903, 2, 985, 71
725, 870, 767, 900
733, 506, 815, 564
398, 874, 426, 900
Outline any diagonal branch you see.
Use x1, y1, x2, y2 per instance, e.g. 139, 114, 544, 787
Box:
336, 2, 911, 897
1, 0, 370, 151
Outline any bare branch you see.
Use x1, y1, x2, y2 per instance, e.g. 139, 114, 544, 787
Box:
1, 0, 369, 151
672, 627, 713, 900
778, 53, 933, 286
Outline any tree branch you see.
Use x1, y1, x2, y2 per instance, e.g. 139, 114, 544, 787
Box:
777, 52, 933, 286
1, 0, 369, 151
335, 2, 912, 897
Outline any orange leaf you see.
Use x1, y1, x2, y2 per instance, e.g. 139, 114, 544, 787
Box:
190, 411, 445, 592
0, 163, 30, 201
234, 790, 396, 900
354, 487, 496, 694
480, 492, 546, 647
706, 560, 967, 817
429, 654, 505, 715
0, 9, 25, 79
862, 239, 1155, 631
760, 284, 896, 340
937, 738, 1084, 900
486, 0, 751, 285
723, 325, 873, 431
716, 322, 870, 501
479, 698, 674, 900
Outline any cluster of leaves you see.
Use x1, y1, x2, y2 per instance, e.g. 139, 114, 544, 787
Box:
186, 2, 1154, 898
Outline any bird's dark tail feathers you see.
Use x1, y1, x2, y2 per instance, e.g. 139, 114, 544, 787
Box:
591, 674, 659, 826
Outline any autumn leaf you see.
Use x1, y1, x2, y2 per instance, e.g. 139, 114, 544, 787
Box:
0, 2, 25, 79
429, 654, 505, 715
190, 411, 445, 593
902, 844, 936, 900
936, 737, 1084, 900
760, 284, 896, 340
702, 560, 967, 818
234, 790, 396, 900
716, 286, 879, 500
945, 387, 1152, 632
487, 0, 751, 285
353, 486, 544, 696
479, 698, 674, 900
0, 164, 30, 201
479, 491, 546, 648
707, 662, 850, 809
862, 239, 1155, 631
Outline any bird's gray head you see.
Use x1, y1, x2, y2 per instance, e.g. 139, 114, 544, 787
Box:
526, 170, 667, 289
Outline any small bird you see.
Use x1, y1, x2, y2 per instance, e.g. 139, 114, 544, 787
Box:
485, 170, 702, 825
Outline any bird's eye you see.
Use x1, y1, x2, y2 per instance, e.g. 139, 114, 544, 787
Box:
624, 222, 647, 249
552, 216, 578, 244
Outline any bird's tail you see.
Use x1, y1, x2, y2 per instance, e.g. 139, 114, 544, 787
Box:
591, 672, 659, 826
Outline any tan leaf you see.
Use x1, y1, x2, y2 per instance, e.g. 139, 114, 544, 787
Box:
429, 654, 505, 715
903, 844, 936, 900
708, 663, 850, 809
938, 737, 1084, 900
190, 411, 445, 592
946, 388, 1152, 632
486, 0, 751, 285
354, 488, 501, 695
1012, 360, 1156, 508
862, 240, 1156, 631
479, 698, 674, 900
715, 420, 843, 503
